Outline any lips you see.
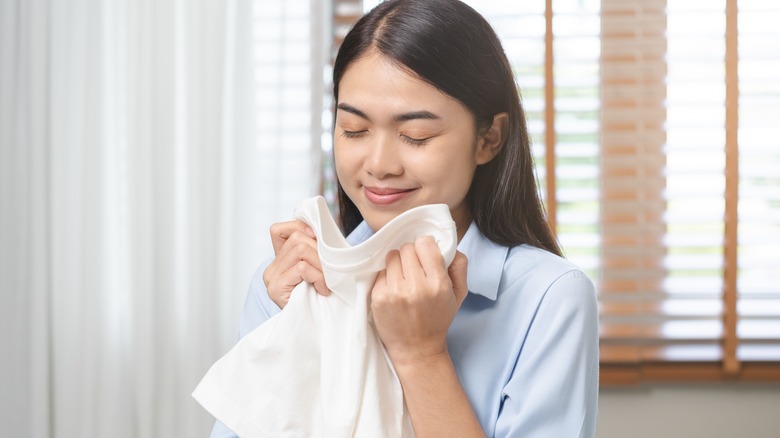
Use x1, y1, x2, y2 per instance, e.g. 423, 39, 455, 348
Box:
363, 186, 416, 205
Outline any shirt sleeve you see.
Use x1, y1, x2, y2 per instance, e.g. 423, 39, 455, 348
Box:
209, 419, 240, 438
238, 258, 281, 337
494, 270, 599, 438
209, 259, 280, 438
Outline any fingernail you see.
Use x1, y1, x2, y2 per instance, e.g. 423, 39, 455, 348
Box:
305, 226, 315, 237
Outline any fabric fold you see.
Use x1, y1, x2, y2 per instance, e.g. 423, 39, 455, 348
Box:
193, 196, 457, 438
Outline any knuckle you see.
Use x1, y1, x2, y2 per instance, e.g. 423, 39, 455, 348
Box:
263, 265, 278, 287
370, 292, 388, 310
262, 270, 270, 287
294, 241, 309, 254
287, 230, 303, 244
372, 282, 394, 298
270, 222, 293, 241
450, 253, 467, 271
416, 235, 435, 247
423, 275, 447, 296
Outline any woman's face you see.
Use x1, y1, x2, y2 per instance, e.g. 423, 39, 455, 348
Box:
334, 51, 496, 236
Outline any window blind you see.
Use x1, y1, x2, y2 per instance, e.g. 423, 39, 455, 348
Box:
736, 0, 780, 363
254, 0, 321, 224
598, 0, 780, 383
321, 0, 363, 209
551, 0, 601, 279
460, 1, 549, 231
665, 0, 728, 364
333, 0, 780, 384
599, 0, 730, 371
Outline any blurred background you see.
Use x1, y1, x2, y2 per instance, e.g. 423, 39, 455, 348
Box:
1, 0, 779, 436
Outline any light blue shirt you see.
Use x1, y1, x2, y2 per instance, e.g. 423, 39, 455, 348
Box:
211, 221, 599, 437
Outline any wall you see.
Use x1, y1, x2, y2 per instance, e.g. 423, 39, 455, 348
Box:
597, 385, 780, 438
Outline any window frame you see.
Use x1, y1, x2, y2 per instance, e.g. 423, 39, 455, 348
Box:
325, 0, 780, 386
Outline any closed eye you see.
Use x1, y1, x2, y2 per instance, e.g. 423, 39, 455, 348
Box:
401, 135, 431, 146
341, 129, 367, 138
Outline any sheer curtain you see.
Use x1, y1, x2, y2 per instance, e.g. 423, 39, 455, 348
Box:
0, 0, 320, 436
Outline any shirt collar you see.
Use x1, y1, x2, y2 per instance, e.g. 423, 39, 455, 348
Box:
345, 220, 508, 301
456, 222, 507, 301
345, 221, 375, 246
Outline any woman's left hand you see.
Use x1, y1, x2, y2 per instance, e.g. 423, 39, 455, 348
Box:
370, 236, 469, 366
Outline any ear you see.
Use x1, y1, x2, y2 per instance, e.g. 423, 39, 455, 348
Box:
475, 112, 509, 165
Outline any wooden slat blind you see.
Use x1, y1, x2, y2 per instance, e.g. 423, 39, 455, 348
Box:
333, 0, 363, 48
321, 0, 363, 206
599, 0, 780, 383
724, 0, 740, 375
736, 0, 780, 363
325, 0, 780, 384
544, 0, 557, 232
598, 0, 670, 369
474, 1, 546, 214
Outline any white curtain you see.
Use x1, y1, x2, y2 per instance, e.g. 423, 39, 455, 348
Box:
0, 0, 322, 436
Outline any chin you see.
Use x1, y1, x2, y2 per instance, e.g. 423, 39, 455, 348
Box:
363, 215, 393, 232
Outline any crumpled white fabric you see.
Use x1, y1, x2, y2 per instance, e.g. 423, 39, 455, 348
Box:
193, 196, 457, 438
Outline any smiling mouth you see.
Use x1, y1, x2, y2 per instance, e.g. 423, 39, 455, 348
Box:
363, 187, 416, 205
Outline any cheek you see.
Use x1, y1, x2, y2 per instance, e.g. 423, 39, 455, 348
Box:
420, 142, 477, 177
333, 143, 357, 185
424, 145, 478, 193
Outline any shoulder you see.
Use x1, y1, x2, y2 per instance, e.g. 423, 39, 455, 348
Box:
491, 247, 599, 438
505, 244, 581, 279
500, 245, 599, 347
501, 244, 595, 304
450, 234, 598, 433
458, 222, 595, 306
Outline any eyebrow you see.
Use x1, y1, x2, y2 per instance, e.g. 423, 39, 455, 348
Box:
336, 102, 441, 123
394, 110, 440, 122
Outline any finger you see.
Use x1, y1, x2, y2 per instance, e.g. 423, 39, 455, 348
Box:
414, 236, 446, 277
283, 261, 331, 296
370, 269, 387, 306
273, 225, 317, 257
270, 220, 315, 254
385, 249, 403, 287
267, 236, 329, 298
276, 232, 322, 271
374, 269, 388, 288
309, 273, 331, 297
290, 259, 330, 296
448, 251, 469, 304
399, 242, 424, 280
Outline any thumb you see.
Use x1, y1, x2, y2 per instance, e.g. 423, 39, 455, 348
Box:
448, 251, 469, 305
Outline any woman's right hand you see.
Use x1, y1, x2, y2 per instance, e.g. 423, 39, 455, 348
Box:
262, 220, 330, 309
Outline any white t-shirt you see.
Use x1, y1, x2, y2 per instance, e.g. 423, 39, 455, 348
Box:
193, 196, 456, 438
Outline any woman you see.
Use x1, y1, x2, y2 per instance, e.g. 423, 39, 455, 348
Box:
213, 0, 598, 436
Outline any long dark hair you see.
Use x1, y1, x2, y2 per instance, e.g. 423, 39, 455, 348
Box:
333, 0, 561, 256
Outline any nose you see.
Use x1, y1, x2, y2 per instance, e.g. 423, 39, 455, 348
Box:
364, 133, 403, 178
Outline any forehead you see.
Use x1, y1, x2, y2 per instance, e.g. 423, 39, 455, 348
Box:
338, 51, 467, 118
